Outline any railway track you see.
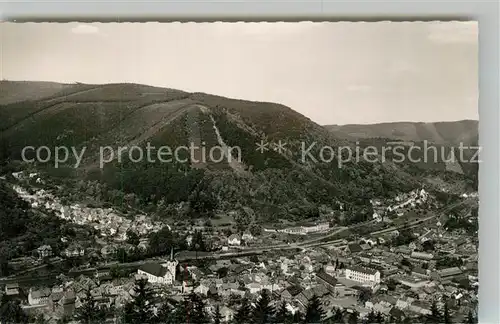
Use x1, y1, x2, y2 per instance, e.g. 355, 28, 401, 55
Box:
1, 198, 475, 284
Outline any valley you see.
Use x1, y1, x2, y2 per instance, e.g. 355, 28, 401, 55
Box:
0, 81, 479, 324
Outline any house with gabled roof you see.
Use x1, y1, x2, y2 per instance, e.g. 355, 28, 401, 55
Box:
281, 285, 302, 301
228, 234, 241, 246
316, 271, 338, 293
137, 248, 178, 285
28, 287, 51, 305
347, 243, 363, 254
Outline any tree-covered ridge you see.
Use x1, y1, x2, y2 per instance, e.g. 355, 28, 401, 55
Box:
0, 82, 478, 225
0, 181, 96, 275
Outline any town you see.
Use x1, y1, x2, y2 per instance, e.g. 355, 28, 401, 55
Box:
0, 20, 480, 324
0, 171, 478, 323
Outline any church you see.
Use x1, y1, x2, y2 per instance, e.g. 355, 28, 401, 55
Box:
137, 249, 178, 285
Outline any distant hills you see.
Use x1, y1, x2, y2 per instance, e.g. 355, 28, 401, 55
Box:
324, 120, 479, 182
325, 120, 478, 147
0, 81, 477, 223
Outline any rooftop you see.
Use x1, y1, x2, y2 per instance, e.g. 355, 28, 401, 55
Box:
346, 265, 379, 275
139, 263, 169, 277
30, 287, 51, 299
437, 267, 463, 277
316, 271, 338, 287
284, 285, 303, 297
348, 243, 363, 253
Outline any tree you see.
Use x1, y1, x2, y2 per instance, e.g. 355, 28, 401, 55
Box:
126, 229, 140, 246
251, 290, 274, 324
166, 302, 190, 324
386, 278, 398, 291
55, 315, 72, 324
466, 310, 477, 324
364, 310, 384, 324
304, 295, 325, 323
249, 224, 262, 237
436, 256, 463, 269
357, 287, 372, 305
348, 310, 359, 324
122, 278, 156, 324
148, 225, 185, 257
32, 314, 49, 324
192, 230, 207, 252
216, 267, 229, 278
0, 257, 10, 277
74, 286, 107, 324
155, 302, 174, 324
422, 240, 435, 252
212, 304, 223, 324
249, 255, 260, 263
365, 310, 377, 324
331, 307, 343, 323
115, 247, 129, 263
443, 302, 451, 324
189, 293, 209, 324
427, 301, 442, 324
292, 310, 303, 324
400, 258, 412, 268
275, 302, 290, 324
234, 297, 252, 324
0, 294, 28, 324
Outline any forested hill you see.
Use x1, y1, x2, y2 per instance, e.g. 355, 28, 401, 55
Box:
0, 81, 476, 224
0, 181, 95, 275
325, 120, 478, 147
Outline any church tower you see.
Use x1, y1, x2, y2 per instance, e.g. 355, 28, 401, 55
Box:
161, 247, 178, 284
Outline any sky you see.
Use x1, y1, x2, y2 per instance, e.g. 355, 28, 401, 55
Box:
0, 21, 478, 125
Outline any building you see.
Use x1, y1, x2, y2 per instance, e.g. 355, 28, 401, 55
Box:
316, 271, 338, 293
228, 234, 241, 246
64, 244, 85, 258
54, 290, 76, 319
137, 249, 177, 285
408, 301, 432, 316
28, 287, 51, 305
302, 223, 330, 233
281, 286, 303, 302
412, 267, 430, 278
187, 266, 204, 281
347, 243, 363, 254
246, 282, 262, 294
296, 286, 329, 310
324, 262, 336, 276
265, 223, 329, 236
37, 245, 53, 259
242, 231, 254, 242
194, 283, 210, 296
397, 276, 430, 289
48, 287, 65, 311
5, 283, 20, 296
345, 266, 381, 285
437, 267, 463, 280
279, 227, 306, 235
410, 251, 434, 261
220, 306, 235, 322
372, 212, 382, 222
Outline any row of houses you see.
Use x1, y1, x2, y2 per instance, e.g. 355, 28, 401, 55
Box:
263, 223, 330, 235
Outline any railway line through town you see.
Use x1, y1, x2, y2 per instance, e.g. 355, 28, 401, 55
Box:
0, 198, 474, 286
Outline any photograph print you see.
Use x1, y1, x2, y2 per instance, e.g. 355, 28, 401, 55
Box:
0, 21, 478, 324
